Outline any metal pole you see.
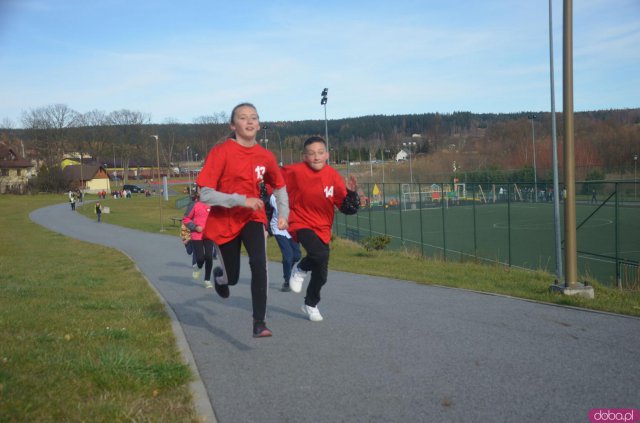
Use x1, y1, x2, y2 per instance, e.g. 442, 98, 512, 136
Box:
152, 135, 164, 232
409, 146, 413, 184
549, 0, 564, 283
324, 103, 329, 162
633, 157, 637, 198
531, 117, 538, 202
563, 0, 578, 286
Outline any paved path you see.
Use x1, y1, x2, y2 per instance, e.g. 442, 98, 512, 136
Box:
31, 203, 640, 423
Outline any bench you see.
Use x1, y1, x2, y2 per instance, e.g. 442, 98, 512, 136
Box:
170, 217, 182, 226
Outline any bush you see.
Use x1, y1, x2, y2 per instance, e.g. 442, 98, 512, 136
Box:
361, 235, 391, 252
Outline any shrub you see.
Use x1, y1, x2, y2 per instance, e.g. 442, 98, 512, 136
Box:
361, 235, 391, 252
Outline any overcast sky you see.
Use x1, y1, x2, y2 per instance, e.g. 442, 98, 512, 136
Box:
1, 0, 638, 127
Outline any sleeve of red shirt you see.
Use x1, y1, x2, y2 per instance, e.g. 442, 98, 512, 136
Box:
196, 142, 226, 189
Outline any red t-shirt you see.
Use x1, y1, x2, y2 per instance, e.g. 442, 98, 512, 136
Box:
196, 139, 285, 244
283, 162, 347, 244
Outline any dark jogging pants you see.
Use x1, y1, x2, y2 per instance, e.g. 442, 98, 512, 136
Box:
216, 221, 269, 322
296, 228, 330, 308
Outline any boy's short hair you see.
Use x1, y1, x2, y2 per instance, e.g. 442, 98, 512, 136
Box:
303, 136, 326, 149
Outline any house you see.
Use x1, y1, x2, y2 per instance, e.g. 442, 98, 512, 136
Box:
62, 164, 111, 193
395, 149, 409, 162
0, 143, 35, 194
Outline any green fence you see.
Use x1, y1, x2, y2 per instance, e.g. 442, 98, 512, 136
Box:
334, 181, 640, 288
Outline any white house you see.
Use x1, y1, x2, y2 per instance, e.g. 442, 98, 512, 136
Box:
395, 149, 409, 162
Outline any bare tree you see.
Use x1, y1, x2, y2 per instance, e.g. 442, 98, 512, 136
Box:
107, 109, 151, 183
21, 104, 79, 168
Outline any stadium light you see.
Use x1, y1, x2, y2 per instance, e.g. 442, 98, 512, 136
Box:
321, 88, 329, 163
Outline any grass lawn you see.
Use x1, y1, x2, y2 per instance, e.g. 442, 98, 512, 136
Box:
0, 194, 198, 422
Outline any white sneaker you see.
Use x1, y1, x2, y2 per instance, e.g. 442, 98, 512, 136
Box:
301, 304, 323, 322
289, 267, 307, 293
203, 280, 213, 289
192, 268, 202, 280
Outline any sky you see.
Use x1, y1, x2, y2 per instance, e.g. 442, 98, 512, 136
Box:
0, 0, 639, 127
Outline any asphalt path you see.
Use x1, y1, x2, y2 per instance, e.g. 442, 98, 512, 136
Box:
31, 202, 640, 423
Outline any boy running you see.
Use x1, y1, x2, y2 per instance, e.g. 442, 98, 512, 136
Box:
283, 136, 359, 321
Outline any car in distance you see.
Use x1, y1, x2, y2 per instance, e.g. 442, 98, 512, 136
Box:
122, 184, 144, 193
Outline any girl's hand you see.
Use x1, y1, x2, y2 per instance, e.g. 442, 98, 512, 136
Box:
277, 217, 288, 231
346, 175, 358, 191
195, 225, 203, 232
245, 197, 265, 211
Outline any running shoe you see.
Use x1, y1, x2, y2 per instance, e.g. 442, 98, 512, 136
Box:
288, 266, 307, 293
253, 320, 272, 338
301, 304, 323, 322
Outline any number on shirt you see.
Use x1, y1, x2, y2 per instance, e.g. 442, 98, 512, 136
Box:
324, 185, 334, 198
255, 166, 266, 181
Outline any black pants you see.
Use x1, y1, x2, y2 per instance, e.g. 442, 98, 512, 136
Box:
296, 228, 330, 308
216, 221, 268, 322
191, 239, 215, 280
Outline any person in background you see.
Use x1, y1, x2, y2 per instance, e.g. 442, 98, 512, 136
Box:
197, 102, 289, 338
95, 202, 102, 222
183, 195, 216, 288
182, 190, 199, 271
283, 136, 360, 322
270, 193, 301, 292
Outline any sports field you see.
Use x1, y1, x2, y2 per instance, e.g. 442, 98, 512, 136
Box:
335, 185, 640, 287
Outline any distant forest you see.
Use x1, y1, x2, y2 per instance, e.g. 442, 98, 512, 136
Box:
1, 105, 639, 182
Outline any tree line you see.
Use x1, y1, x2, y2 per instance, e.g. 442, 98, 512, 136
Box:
1, 104, 638, 191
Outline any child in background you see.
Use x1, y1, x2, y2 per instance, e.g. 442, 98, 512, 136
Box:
182, 196, 216, 288
95, 202, 102, 222
269, 193, 301, 292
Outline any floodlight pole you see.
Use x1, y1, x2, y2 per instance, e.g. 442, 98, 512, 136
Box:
403, 141, 416, 184
151, 135, 164, 232
634, 154, 638, 200
528, 115, 538, 202
321, 88, 329, 163
549, 0, 563, 283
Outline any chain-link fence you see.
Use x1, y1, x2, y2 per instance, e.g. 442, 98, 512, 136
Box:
334, 181, 640, 288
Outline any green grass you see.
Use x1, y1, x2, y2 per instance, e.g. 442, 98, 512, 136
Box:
0, 194, 198, 422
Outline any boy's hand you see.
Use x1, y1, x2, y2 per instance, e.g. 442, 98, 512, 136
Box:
346, 175, 358, 191
277, 217, 289, 230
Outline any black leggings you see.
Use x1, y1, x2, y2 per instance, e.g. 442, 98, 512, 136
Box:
296, 228, 330, 307
191, 239, 215, 281
216, 221, 268, 321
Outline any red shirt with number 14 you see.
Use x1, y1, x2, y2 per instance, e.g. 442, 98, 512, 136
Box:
282, 162, 347, 244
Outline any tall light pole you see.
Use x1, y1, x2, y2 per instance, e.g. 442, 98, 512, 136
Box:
634, 153, 638, 200
261, 125, 269, 152
528, 114, 538, 202
403, 141, 416, 184
321, 88, 329, 163
549, 0, 563, 284
151, 135, 164, 232
277, 132, 283, 165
